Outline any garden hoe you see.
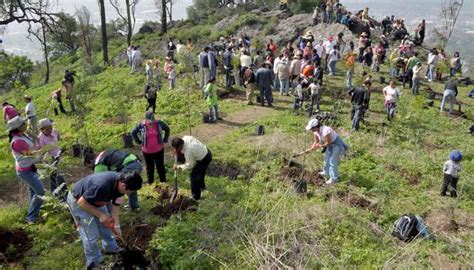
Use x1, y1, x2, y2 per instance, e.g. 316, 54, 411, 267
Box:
170, 156, 179, 203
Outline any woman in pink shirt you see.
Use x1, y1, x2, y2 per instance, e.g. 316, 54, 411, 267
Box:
2, 101, 19, 123
36, 118, 60, 158
7, 116, 45, 224
131, 112, 170, 184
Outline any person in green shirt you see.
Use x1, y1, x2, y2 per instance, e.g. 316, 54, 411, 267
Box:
84, 149, 142, 210
204, 77, 220, 123
403, 52, 420, 89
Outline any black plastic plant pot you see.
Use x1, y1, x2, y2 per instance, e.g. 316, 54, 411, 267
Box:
293, 179, 308, 194
256, 125, 265, 136
256, 95, 262, 104
202, 114, 210, 123
122, 133, 134, 148
379, 76, 386, 84
82, 147, 94, 157
72, 144, 84, 158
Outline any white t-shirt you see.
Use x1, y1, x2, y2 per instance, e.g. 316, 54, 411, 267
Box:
240, 54, 252, 68
383, 86, 401, 103
427, 53, 438, 66
25, 102, 36, 117
132, 50, 141, 62
177, 136, 208, 170
323, 41, 336, 54
315, 44, 324, 58
309, 83, 320, 95
329, 49, 339, 62
315, 126, 338, 144
273, 57, 281, 74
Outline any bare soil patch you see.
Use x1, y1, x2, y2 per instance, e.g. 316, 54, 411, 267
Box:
279, 159, 325, 186
326, 190, 380, 213
207, 162, 253, 180
0, 228, 32, 264
122, 224, 156, 251
150, 186, 198, 219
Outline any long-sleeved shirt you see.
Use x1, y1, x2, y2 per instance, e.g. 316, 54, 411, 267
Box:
177, 136, 208, 170
445, 81, 458, 96
351, 86, 369, 106
255, 67, 274, 89
443, 160, 461, 178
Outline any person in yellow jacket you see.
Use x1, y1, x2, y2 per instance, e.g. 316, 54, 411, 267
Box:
344, 47, 358, 89
389, 49, 400, 78
204, 77, 219, 123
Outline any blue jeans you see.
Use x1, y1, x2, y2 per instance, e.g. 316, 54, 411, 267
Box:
328, 60, 337, 75
386, 102, 397, 121
440, 89, 456, 113
323, 136, 348, 181
346, 69, 353, 88
412, 78, 420, 95
67, 192, 119, 268
279, 79, 289, 95
17, 170, 45, 223
273, 78, 280, 90
351, 105, 363, 131
122, 160, 142, 209
259, 86, 273, 105
428, 65, 435, 81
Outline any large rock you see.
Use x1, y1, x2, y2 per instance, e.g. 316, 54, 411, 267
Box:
348, 19, 371, 36
271, 13, 312, 45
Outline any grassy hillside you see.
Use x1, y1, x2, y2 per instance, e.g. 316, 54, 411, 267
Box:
0, 11, 473, 269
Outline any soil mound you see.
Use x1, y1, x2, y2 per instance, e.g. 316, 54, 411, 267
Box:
279, 159, 325, 186
150, 186, 198, 219
207, 162, 252, 180
122, 224, 156, 250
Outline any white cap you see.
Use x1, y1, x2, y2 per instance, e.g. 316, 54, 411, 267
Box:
305, 118, 319, 131
39, 118, 53, 129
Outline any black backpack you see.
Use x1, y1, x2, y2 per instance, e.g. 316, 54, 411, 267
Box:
392, 214, 419, 242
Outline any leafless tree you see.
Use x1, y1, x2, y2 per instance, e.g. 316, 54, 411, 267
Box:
109, 0, 140, 45
433, 0, 465, 49
75, 6, 93, 64
155, 0, 178, 33
0, 0, 58, 25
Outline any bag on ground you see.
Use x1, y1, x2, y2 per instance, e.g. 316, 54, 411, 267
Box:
392, 214, 419, 242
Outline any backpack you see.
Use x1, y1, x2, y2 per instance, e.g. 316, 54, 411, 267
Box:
146, 87, 157, 99
392, 214, 419, 242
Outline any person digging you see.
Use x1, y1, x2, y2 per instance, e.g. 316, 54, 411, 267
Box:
84, 149, 143, 211
66, 171, 143, 270
171, 136, 212, 200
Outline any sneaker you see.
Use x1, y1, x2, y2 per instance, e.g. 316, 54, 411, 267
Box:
318, 172, 328, 178
325, 179, 337, 185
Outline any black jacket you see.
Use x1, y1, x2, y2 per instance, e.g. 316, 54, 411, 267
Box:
350, 86, 369, 106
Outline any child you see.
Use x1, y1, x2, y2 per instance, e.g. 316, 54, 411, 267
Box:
204, 77, 219, 122
441, 150, 462, 197
144, 83, 157, 113
307, 79, 321, 116
292, 80, 304, 114
164, 57, 176, 90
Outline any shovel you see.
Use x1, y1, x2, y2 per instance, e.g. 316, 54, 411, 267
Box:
170, 156, 179, 203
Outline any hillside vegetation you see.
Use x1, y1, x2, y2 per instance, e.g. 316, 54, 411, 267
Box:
0, 6, 473, 269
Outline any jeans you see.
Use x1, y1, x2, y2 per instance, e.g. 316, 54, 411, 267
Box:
328, 60, 337, 75
371, 61, 380, 72
308, 94, 320, 115
386, 102, 397, 121
259, 85, 273, 106
17, 170, 44, 222
169, 78, 176, 90
66, 192, 119, 268
190, 150, 212, 200
323, 136, 348, 181
54, 97, 67, 115
346, 69, 353, 88
273, 78, 280, 90
440, 89, 456, 113
69, 97, 76, 112
389, 67, 399, 78
351, 105, 363, 131
225, 68, 233, 88
122, 160, 142, 209
428, 65, 435, 81
27, 115, 38, 136
209, 104, 219, 121
293, 97, 303, 110
412, 78, 420, 95
279, 79, 289, 95
143, 149, 166, 184
441, 174, 458, 197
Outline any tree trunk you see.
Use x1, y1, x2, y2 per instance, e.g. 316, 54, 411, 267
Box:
42, 26, 49, 84
126, 0, 132, 45
169, 1, 173, 22
99, 0, 109, 65
160, 0, 167, 34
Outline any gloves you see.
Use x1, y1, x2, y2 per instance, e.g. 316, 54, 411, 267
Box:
100, 216, 115, 229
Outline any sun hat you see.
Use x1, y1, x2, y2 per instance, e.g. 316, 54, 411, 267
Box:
7, 116, 26, 132
39, 118, 54, 129
23, 95, 32, 100
305, 118, 319, 131
449, 150, 462, 162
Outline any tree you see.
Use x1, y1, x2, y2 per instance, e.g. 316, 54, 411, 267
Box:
155, 0, 178, 33
0, 0, 57, 25
98, 0, 109, 65
433, 0, 465, 49
109, 0, 140, 45
0, 52, 34, 92
75, 6, 94, 64
49, 12, 79, 56
28, 24, 51, 83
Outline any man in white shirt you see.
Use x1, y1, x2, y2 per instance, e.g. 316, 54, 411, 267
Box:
314, 40, 325, 59
172, 136, 212, 200
23, 95, 37, 136
131, 46, 141, 73
322, 36, 336, 69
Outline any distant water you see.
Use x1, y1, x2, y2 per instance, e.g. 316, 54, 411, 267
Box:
1, 0, 473, 64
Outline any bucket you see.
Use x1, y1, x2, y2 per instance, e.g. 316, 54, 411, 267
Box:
122, 133, 134, 148
72, 144, 84, 158
256, 125, 265, 136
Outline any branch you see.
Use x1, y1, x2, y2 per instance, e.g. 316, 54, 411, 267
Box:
108, 0, 128, 23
